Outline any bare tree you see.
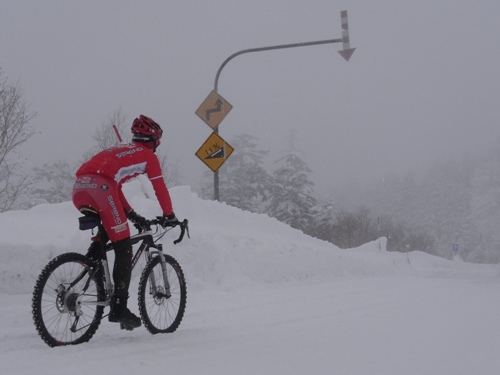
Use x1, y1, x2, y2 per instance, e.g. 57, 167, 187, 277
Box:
157, 151, 183, 187
0, 68, 36, 212
81, 107, 128, 162
93, 107, 129, 149
31, 160, 75, 203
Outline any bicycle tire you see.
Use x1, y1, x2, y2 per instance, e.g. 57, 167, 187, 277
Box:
138, 254, 187, 334
32, 252, 105, 347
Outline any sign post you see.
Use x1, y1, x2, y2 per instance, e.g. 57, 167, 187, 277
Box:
195, 10, 356, 201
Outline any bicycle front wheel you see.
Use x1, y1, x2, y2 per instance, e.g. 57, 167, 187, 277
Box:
32, 252, 105, 347
138, 254, 187, 334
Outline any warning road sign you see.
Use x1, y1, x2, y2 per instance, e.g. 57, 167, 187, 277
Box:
195, 132, 234, 172
195, 90, 233, 130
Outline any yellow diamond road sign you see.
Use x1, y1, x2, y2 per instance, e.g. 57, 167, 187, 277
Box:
195, 90, 233, 130
195, 132, 234, 173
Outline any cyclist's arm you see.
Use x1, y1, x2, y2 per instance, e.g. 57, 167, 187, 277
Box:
150, 175, 173, 215
146, 157, 174, 216
118, 184, 133, 214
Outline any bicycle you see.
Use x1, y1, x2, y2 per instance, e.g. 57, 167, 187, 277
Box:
32, 211, 189, 347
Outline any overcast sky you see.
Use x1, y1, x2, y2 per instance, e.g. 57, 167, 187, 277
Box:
2, 0, 500, 198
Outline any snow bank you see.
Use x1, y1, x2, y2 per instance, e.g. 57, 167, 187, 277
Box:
0, 180, 496, 294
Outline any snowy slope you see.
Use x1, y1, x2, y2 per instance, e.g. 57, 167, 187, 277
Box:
1, 181, 499, 375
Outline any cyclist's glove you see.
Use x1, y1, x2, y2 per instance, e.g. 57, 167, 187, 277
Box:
126, 209, 147, 227
160, 213, 179, 227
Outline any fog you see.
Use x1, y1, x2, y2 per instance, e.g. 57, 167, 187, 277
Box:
2, 1, 500, 197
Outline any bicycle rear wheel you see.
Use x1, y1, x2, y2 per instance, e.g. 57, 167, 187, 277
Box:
138, 254, 187, 334
32, 252, 105, 347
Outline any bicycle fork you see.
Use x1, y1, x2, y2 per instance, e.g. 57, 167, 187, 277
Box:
149, 244, 172, 299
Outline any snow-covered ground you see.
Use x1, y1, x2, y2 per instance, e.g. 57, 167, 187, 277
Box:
1, 181, 499, 375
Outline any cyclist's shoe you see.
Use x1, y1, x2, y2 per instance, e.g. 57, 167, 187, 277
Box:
117, 309, 142, 330
109, 296, 141, 330
120, 320, 139, 331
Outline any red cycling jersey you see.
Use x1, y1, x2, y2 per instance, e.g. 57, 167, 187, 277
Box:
76, 142, 173, 216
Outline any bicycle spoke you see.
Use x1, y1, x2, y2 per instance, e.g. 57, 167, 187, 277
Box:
138, 255, 186, 334
32, 253, 105, 347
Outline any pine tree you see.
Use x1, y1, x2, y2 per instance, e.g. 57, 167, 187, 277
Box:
469, 147, 500, 263
309, 200, 336, 240
215, 133, 273, 213
267, 151, 317, 231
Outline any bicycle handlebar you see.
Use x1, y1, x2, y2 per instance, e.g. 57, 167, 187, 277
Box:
173, 219, 189, 244
172, 219, 191, 245
135, 218, 190, 245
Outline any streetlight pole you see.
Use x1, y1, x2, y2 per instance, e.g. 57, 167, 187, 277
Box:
210, 10, 355, 201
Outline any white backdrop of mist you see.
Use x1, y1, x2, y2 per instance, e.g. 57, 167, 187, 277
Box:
2, 0, 499, 199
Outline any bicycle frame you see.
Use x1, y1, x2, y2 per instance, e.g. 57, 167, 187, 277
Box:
67, 233, 160, 334
74, 219, 188, 315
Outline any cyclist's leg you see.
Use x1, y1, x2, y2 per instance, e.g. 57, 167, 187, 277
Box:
107, 237, 141, 329
87, 180, 140, 328
73, 176, 103, 260
72, 175, 140, 329
108, 236, 141, 329
73, 174, 130, 241
110, 237, 133, 298
72, 175, 121, 260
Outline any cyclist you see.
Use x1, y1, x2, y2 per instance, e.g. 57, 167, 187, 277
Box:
72, 114, 178, 330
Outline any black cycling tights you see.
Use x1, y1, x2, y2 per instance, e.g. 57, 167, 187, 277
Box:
112, 237, 133, 298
